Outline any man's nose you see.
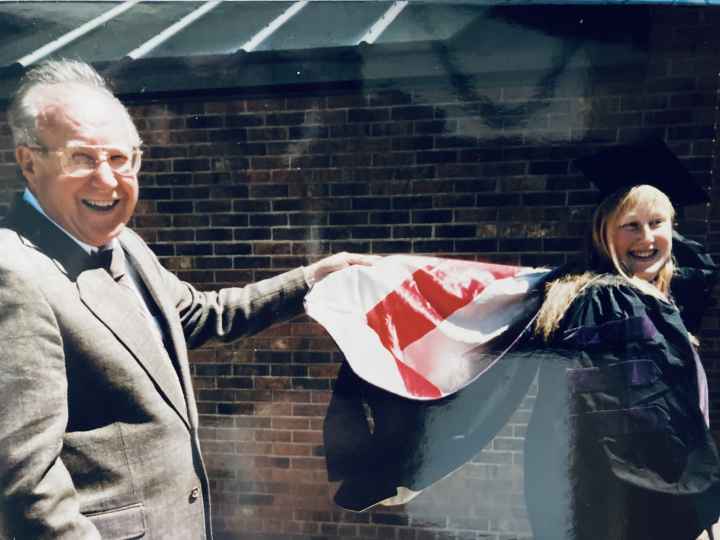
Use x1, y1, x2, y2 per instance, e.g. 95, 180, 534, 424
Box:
91, 161, 119, 188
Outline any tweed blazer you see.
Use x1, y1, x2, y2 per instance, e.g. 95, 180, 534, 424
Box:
0, 201, 308, 539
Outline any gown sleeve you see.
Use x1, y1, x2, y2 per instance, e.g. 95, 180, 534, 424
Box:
671, 230, 720, 334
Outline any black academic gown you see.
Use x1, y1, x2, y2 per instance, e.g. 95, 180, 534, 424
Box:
525, 274, 720, 540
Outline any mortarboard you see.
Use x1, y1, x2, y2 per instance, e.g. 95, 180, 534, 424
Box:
574, 138, 709, 206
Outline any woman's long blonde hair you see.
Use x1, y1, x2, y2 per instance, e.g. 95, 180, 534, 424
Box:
535, 185, 676, 340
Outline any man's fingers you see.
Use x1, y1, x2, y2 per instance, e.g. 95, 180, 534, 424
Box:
325, 252, 381, 268
343, 253, 381, 266
305, 252, 382, 286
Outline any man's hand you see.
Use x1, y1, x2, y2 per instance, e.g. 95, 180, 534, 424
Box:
303, 252, 381, 287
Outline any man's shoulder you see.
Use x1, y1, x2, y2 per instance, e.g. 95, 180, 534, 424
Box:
0, 224, 36, 260
0, 203, 58, 263
119, 227, 161, 265
119, 226, 149, 249
0, 226, 58, 298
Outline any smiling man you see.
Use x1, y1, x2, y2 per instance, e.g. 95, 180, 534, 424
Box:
14, 79, 141, 248
0, 59, 376, 540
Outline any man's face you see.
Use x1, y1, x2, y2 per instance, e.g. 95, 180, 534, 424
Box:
16, 86, 140, 247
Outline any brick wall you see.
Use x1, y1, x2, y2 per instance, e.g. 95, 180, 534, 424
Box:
1, 6, 719, 540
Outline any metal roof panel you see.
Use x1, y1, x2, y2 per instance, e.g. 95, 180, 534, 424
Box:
0, 2, 112, 65
253, 1, 393, 51
57, 2, 201, 62
148, 1, 294, 57
375, 3, 484, 44
0, 1, 715, 102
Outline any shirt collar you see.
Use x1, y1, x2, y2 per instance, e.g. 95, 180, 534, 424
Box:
22, 188, 117, 254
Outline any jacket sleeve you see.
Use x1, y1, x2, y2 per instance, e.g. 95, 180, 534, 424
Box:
158, 256, 309, 350
0, 268, 101, 540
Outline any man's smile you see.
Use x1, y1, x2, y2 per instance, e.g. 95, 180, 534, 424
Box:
81, 198, 120, 212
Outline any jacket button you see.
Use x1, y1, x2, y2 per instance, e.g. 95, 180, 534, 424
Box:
189, 487, 200, 503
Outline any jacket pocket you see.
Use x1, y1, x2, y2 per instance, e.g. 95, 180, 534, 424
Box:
85, 502, 146, 539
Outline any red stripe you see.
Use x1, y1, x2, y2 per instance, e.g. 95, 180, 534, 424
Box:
365, 260, 522, 398
362, 260, 523, 398
394, 358, 442, 398
365, 261, 520, 353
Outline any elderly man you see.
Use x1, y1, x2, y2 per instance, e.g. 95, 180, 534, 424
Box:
0, 59, 375, 539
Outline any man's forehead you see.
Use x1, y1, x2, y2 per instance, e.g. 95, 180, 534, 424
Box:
32, 84, 134, 142
34, 85, 118, 120
33, 81, 102, 104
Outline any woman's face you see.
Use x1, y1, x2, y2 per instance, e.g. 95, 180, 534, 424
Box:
609, 203, 673, 282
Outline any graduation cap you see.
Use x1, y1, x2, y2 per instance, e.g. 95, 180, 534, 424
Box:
574, 138, 709, 206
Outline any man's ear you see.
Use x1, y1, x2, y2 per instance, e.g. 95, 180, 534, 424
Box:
15, 146, 38, 185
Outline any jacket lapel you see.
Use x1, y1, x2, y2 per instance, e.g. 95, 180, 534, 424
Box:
77, 268, 191, 430
118, 231, 199, 429
4, 200, 192, 430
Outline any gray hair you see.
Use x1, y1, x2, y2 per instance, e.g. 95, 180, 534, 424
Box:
7, 58, 140, 146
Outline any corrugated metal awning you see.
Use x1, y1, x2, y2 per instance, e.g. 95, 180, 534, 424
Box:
0, 1, 715, 100
0, 1, 485, 66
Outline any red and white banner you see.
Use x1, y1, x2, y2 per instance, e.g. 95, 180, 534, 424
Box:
305, 255, 549, 400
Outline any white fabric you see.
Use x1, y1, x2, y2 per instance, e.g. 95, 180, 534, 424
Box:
305, 254, 548, 399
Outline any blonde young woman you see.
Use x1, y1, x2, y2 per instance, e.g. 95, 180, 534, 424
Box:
524, 158, 720, 538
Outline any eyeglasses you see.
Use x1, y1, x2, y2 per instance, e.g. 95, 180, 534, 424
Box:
27, 144, 142, 178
